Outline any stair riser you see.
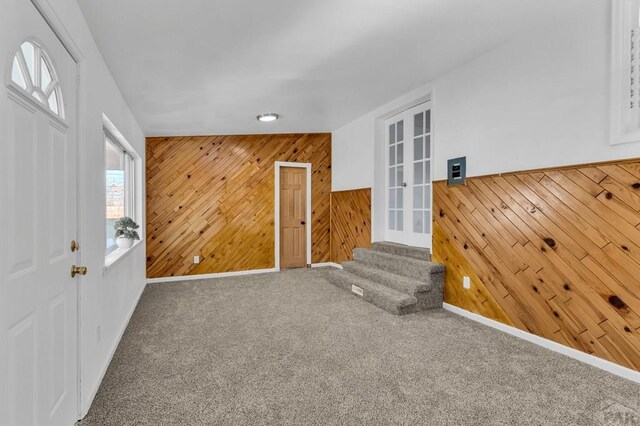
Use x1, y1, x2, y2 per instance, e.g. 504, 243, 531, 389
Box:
327, 271, 417, 316
372, 242, 432, 261
342, 262, 431, 295
415, 272, 444, 310
353, 249, 439, 282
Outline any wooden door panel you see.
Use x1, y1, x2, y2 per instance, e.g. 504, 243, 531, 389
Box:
280, 167, 306, 269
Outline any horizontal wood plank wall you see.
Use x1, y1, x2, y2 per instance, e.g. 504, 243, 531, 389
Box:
433, 159, 640, 372
330, 188, 372, 263
146, 133, 331, 278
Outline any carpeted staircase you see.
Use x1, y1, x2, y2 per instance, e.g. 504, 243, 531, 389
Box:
327, 242, 445, 315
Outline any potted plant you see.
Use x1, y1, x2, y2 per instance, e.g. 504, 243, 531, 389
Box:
114, 216, 140, 249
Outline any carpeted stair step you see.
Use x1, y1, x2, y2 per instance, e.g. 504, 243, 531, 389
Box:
353, 248, 445, 282
372, 241, 432, 261
342, 260, 443, 310
341, 261, 432, 295
326, 269, 418, 315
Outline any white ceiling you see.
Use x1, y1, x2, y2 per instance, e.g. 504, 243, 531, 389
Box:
77, 0, 579, 136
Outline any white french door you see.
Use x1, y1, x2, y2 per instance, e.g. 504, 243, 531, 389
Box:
0, 0, 79, 425
385, 102, 432, 248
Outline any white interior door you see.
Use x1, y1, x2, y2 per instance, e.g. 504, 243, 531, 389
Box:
385, 102, 432, 248
0, 1, 79, 425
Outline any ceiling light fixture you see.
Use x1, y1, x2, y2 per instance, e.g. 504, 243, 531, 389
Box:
257, 113, 279, 122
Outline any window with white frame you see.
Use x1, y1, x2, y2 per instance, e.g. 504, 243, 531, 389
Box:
611, 0, 640, 145
10, 41, 64, 118
105, 130, 136, 253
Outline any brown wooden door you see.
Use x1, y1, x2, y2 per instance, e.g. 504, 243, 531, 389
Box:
280, 167, 307, 269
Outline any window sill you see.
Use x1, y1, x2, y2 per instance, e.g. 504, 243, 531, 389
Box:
104, 239, 143, 275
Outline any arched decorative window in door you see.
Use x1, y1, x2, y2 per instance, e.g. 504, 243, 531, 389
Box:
10, 40, 64, 118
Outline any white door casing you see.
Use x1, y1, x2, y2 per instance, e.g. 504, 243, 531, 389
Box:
384, 102, 432, 248
0, 0, 79, 424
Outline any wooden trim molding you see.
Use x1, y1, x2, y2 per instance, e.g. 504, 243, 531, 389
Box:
434, 157, 640, 372
433, 157, 640, 184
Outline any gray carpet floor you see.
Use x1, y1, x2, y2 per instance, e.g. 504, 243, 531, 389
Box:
79, 268, 639, 425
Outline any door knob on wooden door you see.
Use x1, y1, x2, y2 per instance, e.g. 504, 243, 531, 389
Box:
301, 221, 306, 225
71, 265, 88, 278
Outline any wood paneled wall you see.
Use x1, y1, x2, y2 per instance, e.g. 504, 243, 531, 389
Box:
146, 133, 331, 278
330, 188, 372, 263
433, 159, 640, 371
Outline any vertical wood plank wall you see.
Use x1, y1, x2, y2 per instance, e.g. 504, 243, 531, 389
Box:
146, 133, 331, 278
433, 159, 640, 372
330, 188, 372, 263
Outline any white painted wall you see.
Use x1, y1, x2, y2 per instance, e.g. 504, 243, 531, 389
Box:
36, 0, 147, 417
332, 116, 376, 192
332, 1, 640, 240
433, 0, 640, 179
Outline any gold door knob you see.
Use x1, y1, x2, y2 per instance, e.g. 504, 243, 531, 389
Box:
71, 265, 88, 278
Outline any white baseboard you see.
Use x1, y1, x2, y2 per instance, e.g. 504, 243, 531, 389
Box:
147, 264, 344, 284
443, 303, 640, 384
146, 268, 277, 284
311, 262, 343, 269
81, 280, 146, 418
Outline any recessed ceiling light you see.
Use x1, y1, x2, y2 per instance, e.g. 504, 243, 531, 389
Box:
257, 113, 279, 122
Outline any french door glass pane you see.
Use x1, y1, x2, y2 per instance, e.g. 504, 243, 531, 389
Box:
413, 186, 423, 209
413, 210, 423, 233
414, 162, 423, 185
410, 108, 432, 235
414, 112, 423, 136
425, 135, 431, 159
424, 185, 431, 209
414, 137, 423, 160
388, 119, 405, 234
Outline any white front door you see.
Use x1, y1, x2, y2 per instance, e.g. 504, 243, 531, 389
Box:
385, 102, 432, 248
0, 1, 79, 425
